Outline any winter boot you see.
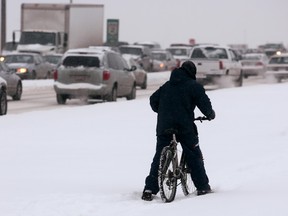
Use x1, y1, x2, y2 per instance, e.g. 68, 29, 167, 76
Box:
197, 185, 212, 196
141, 190, 153, 201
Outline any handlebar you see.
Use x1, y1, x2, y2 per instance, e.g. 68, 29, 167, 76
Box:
194, 116, 210, 122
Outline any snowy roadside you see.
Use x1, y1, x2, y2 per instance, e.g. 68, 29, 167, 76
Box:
1, 74, 288, 216
22, 71, 171, 89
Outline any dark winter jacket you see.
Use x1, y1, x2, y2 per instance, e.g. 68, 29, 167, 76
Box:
150, 66, 215, 140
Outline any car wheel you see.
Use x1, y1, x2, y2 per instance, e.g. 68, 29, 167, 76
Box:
127, 84, 136, 100
235, 71, 243, 87
46, 71, 51, 79
31, 71, 37, 79
106, 85, 117, 102
150, 63, 154, 72
276, 77, 282, 83
141, 76, 147, 89
56, 94, 67, 104
0, 90, 8, 115
12, 82, 22, 101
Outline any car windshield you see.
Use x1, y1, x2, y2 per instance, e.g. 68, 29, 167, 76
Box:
0, 62, 9, 71
152, 53, 166, 61
4, 55, 33, 64
167, 48, 188, 56
63, 56, 100, 67
191, 47, 228, 59
44, 55, 62, 64
19, 32, 56, 45
119, 47, 142, 56
262, 43, 284, 50
269, 56, 288, 64
242, 55, 261, 60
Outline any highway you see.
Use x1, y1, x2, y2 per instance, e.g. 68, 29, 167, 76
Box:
7, 74, 270, 115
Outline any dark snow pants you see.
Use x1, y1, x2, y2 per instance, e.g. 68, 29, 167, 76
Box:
143, 133, 210, 194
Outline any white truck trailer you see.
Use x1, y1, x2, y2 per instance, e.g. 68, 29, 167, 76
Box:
13, 3, 104, 54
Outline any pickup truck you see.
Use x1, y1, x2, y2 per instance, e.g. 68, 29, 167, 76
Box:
181, 44, 243, 87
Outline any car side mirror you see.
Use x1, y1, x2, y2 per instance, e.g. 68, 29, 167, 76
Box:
12, 32, 16, 43
131, 65, 137, 71
8, 68, 15, 74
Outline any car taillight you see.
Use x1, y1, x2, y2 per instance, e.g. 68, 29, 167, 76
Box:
176, 59, 181, 68
53, 69, 58, 81
256, 62, 263, 66
103, 70, 110, 80
219, 60, 224, 70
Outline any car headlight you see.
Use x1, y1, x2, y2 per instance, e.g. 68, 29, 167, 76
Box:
17, 68, 28, 73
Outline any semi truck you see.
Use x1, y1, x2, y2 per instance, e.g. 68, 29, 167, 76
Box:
13, 3, 104, 55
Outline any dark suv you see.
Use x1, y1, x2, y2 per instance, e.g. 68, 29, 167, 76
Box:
119, 45, 153, 72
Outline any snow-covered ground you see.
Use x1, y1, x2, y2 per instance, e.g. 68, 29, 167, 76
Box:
1, 73, 288, 216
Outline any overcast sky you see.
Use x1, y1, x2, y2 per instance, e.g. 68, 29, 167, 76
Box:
5, 0, 288, 48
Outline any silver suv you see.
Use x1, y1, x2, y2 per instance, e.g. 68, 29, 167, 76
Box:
53, 47, 137, 104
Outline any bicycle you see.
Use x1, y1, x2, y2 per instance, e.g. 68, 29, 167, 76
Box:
158, 116, 209, 202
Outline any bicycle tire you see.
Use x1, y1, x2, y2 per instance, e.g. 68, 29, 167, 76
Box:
158, 146, 177, 202
181, 163, 196, 196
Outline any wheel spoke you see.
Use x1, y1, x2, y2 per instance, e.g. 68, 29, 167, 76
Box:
158, 147, 177, 202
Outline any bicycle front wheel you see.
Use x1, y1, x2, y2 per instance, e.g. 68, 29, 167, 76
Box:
158, 146, 177, 202
181, 163, 196, 196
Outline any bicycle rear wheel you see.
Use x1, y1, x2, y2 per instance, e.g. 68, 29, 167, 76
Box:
181, 163, 196, 195
158, 146, 177, 202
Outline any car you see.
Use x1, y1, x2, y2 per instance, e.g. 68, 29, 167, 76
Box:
265, 53, 288, 82
88, 46, 120, 53
258, 43, 287, 57
119, 45, 153, 72
0, 61, 22, 100
166, 46, 192, 62
43, 54, 63, 78
53, 47, 137, 104
241, 53, 269, 78
0, 77, 8, 115
151, 50, 178, 72
123, 55, 147, 89
4, 52, 54, 79
134, 41, 161, 50
43, 53, 63, 67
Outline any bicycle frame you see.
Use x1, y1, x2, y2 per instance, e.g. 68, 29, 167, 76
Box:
169, 134, 186, 180
158, 116, 209, 202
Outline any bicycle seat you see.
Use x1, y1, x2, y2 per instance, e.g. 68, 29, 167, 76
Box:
164, 128, 179, 135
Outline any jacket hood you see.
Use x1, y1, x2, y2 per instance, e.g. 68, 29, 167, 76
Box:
181, 61, 197, 80
169, 67, 192, 85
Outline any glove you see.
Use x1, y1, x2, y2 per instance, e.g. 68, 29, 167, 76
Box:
207, 110, 216, 121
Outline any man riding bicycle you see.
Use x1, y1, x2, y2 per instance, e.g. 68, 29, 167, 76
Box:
142, 61, 216, 201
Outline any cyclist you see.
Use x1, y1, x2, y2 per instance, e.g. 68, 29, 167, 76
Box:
142, 61, 216, 201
